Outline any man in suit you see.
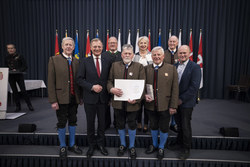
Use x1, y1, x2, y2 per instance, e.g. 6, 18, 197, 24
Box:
144, 46, 179, 160
48, 37, 82, 159
5, 44, 34, 112
164, 35, 179, 133
107, 44, 145, 159
102, 36, 122, 129
164, 35, 179, 64
170, 45, 201, 160
77, 38, 111, 158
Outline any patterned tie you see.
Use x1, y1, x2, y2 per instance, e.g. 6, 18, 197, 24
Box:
177, 64, 184, 83
96, 58, 100, 77
67, 57, 74, 95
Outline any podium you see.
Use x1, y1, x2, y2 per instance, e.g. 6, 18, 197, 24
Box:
0, 68, 9, 119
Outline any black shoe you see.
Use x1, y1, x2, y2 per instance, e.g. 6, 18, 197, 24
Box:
68, 144, 82, 154
117, 145, 127, 156
129, 147, 137, 159
27, 104, 34, 111
59, 147, 67, 159
98, 145, 108, 156
178, 149, 190, 160
145, 145, 157, 154
87, 147, 95, 158
15, 106, 21, 112
170, 124, 178, 133
157, 148, 164, 160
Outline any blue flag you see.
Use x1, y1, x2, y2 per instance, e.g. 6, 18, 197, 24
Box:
158, 32, 162, 46
74, 32, 80, 59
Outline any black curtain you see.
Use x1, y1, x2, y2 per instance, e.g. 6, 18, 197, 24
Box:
0, 0, 250, 99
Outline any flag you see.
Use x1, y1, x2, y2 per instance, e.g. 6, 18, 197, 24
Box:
197, 30, 203, 89
178, 29, 182, 48
54, 30, 60, 56
74, 31, 80, 59
135, 29, 139, 53
65, 29, 68, 37
117, 29, 121, 52
148, 30, 151, 51
127, 30, 131, 44
85, 31, 91, 57
106, 30, 109, 51
189, 29, 193, 61
169, 29, 172, 38
96, 29, 99, 38
158, 29, 161, 46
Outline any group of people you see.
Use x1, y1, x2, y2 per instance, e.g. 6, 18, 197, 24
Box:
47, 35, 201, 160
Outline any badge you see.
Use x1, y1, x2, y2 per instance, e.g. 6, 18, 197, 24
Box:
165, 73, 168, 76
129, 72, 133, 76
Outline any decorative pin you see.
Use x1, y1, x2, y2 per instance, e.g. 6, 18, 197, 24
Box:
129, 72, 133, 76
165, 73, 168, 76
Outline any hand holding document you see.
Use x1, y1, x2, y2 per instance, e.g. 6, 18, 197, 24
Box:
114, 79, 145, 101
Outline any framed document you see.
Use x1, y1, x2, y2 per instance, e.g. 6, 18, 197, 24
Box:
114, 79, 145, 101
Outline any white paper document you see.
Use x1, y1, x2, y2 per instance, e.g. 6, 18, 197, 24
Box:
146, 84, 154, 100
114, 79, 145, 101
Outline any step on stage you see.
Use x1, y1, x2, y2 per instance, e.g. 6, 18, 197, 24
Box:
0, 98, 250, 167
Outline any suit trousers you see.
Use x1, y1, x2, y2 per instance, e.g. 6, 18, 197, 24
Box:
84, 103, 106, 147
175, 107, 193, 150
56, 96, 78, 128
9, 74, 31, 106
146, 109, 170, 133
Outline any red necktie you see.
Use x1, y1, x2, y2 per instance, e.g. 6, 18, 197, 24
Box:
96, 58, 100, 77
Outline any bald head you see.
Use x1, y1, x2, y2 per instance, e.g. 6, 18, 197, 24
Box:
178, 45, 190, 63
168, 35, 179, 50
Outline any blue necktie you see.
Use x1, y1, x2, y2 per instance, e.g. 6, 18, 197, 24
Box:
67, 58, 71, 65
154, 65, 159, 70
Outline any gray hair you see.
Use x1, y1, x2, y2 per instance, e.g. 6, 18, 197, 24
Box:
138, 36, 149, 45
151, 46, 164, 54
62, 37, 75, 47
122, 44, 134, 53
90, 38, 103, 47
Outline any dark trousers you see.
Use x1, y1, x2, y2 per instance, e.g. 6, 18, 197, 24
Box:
175, 107, 193, 150
56, 96, 78, 128
114, 109, 137, 130
105, 104, 111, 128
9, 74, 31, 106
146, 109, 170, 133
84, 103, 106, 147
136, 100, 149, 125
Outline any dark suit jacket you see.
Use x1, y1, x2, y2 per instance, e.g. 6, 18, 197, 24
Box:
77, 55, 112, 104
176, 60, 201, 108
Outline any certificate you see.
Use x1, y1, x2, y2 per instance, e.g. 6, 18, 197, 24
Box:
114, 79, 145, 101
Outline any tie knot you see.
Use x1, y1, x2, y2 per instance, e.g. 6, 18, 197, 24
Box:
67, 58, 71, 65
125, 64, 129, 69
171, 51, 174, 55
154, 65, 159, 70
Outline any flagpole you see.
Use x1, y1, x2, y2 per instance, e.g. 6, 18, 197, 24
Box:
197, 28, 203, 102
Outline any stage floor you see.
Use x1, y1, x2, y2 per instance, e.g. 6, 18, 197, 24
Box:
1, 98, 250, 138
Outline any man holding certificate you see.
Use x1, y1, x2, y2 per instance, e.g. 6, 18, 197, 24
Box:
107, 44, 146, 159
144, 46, 179, 160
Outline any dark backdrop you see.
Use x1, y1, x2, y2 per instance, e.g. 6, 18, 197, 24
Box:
0, 0, 250, 99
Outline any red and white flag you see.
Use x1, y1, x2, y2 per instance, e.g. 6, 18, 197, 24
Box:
85, 31, 91, 57
178, 29, 182, 48
106, 30, 109, 51
148, 30, 151, 51
189, 30, 193, 61
54, 30, 59, 56
197, 30, 203, 89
